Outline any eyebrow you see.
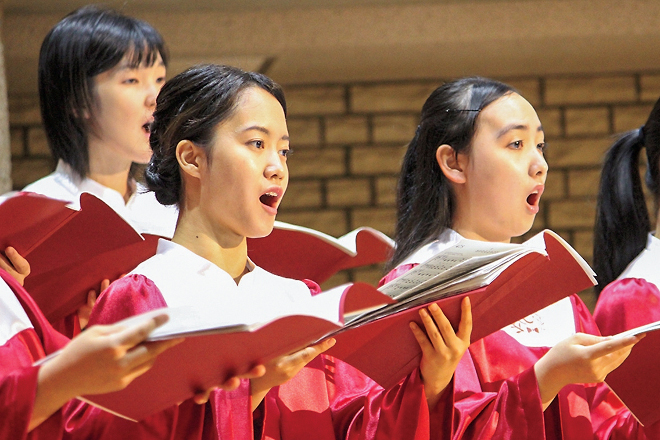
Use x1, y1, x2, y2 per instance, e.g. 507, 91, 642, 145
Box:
242, 125, 289, 141
116, 59, 166, 71
496, 123, 544, 139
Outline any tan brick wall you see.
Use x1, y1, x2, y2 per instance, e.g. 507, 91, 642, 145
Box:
10, 71, 660, 305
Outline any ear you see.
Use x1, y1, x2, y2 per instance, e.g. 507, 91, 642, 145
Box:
71, 106, 91, 120
436, 144, 467, 184
176, 140, 206, 180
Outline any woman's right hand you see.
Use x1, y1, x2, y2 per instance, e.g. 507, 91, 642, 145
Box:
31, 314, 181, 431
249, 338, 336, 411
534, 332, 644, 410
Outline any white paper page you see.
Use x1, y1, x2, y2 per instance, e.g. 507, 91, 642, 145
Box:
379, 239, 532, 299
614, 320, 660, 339
149, 286, 348, 340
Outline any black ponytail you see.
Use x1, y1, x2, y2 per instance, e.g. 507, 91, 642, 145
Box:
594, 97, 660, 295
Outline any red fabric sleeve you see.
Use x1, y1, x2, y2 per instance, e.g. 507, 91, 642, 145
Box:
0, 363, 43, 440
63, 274, 253, 440
0, 269, 69, 353
572, 293, 601, 335
589, 278, 660, 439
594, 278, 660, 337
87, 274, 168, 326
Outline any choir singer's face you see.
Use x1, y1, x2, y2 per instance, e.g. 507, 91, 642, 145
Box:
449, 93, 548, 242
197, 87, 290, 240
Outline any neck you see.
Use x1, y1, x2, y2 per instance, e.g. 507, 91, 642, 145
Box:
172, 208, 249, 283
452, 226, 512, 243
451, 205, 512, 243
87, 139, 134, 202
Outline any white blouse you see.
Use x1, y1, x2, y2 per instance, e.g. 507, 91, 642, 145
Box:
0, 279, 32, 346
618, 233, 660, 290
22, 160, 178, 238
131, 239, 314, 327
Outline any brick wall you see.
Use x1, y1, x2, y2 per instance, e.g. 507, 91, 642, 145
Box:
10, 72, 660, 308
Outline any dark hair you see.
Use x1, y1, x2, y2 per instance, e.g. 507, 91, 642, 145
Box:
388, 77, 517, 270
38, 5, 168, 179
593, 98, 660, 295
146, 64, 287, 207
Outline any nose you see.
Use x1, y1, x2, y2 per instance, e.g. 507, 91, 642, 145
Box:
145, 82, 159, 108
264, 149, 286, 181
529, 149, 548, 179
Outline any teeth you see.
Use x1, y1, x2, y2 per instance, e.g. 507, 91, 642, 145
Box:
264, 192, 277, 197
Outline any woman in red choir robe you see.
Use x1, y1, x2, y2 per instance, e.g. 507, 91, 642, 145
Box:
0, 267, 180, 440
590, 96, 660, 438
0, 5, 177, 338
22, 6, 177, 239
382, 76, 660, 439
65, 64, 472, 440
592, 94, 660, 333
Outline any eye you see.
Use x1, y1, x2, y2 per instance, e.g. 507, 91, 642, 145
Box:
509, 140, 523, 149
249, 140, 264, 149
280, 148, 292, 158
156, 76, 166, 84
537, 142, 547, 152
123, 78, 139, 84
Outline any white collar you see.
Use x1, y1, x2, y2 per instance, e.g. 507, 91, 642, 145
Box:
131, 239, 312, 325
54, 160, 135, 209
617, 233, 660, 289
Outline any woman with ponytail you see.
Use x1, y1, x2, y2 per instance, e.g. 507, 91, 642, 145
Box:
384, 77, 659, 439
593, 97, 660, 351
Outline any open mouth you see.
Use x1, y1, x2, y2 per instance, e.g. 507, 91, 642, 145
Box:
260, 192, 280, 208
526, 192, 540, 206
526, 186, 544, 208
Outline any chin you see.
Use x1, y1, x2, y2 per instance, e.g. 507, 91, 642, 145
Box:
249, 223, 275, 239
512, 223, 535, 239
135, 154, 152, 165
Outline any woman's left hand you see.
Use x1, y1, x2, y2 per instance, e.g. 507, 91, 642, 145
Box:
0, 246, 31, 286
77, 279, 109, 329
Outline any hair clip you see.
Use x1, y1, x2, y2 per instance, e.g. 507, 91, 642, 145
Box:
445, 109, 481, 113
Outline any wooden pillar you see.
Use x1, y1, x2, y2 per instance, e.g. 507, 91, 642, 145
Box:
0, 1, 10, 193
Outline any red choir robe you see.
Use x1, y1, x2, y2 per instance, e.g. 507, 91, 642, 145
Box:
0, 269, 69, 440
382, 263, 660, 439
593, 278, 660, 439
65, 237, 446, 440
261, 346, 447, 440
